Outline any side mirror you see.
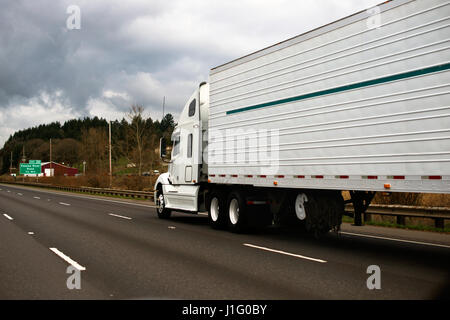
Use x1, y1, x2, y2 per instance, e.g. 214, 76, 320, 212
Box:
159, 137, 167, 159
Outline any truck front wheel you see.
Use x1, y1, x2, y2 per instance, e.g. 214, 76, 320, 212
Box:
156, 190, 171, 219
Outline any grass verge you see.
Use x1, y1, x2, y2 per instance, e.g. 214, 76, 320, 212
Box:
342, 215, 450, 234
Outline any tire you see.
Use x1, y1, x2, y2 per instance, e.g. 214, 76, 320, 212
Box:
303, 193, 327, 237
156, 189, 171, 219
276, 192, 306, 231
207, 191, 227, 229
304, 192, 342, 238
227, 191, 249, 233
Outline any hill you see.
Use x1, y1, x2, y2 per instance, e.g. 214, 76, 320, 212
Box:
0, 113, 175, 175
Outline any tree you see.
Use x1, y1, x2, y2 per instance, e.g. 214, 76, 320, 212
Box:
161, 113, 175, 132
159, 113, 176, 146
127, 104, 146, 176
80, 127, 108, 174
53, 138, 81, 166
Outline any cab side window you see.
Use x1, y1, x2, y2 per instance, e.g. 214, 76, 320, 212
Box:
188, 99, 196, 117
172, 134, 180, 156
187, 134, 193, 158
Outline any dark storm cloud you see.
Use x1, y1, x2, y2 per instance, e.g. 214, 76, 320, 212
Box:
0, 0, 188, 111
0, 0, 382, 147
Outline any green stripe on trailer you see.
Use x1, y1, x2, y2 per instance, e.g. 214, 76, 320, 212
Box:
226, 62, 450, 115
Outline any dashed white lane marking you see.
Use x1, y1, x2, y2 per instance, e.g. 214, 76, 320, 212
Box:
49, 248, 86, 271
340, 231, 450, 249
198, 212, 208, 216
168, 226, 176, 229
3, 214, 13, 221
17, 193, 22, 196
7, 190, 10, 193
59, 202, 71, 206
108, 213, 132, 220
28, 232, 35, 235
33, 196, 41, 199
243, 243, 327, 263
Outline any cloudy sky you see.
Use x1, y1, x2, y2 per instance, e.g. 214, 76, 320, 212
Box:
0, 0, 382, 147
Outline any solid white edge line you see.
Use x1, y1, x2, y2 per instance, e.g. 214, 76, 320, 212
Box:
340, 231, 450, 249
3, 214, 13, 221
244, 243, 327, 263
49, 248, 86, 271
59, 202, 71, 206
108, 213, 132, 220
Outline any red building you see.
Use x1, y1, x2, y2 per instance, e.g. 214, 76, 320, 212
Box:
41, 162, 78, 176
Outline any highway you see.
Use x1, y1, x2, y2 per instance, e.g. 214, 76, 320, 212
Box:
0, 183, 449, 300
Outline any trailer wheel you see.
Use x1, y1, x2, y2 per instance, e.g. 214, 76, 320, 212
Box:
208, 192, 227, 229
304, 192, 343, 237
156, 189, 171, 219
227, 191, 249, 233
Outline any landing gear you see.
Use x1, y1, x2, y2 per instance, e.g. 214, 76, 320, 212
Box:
347, 191, 376, 226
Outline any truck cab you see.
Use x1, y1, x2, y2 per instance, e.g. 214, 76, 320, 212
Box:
154, 82, 209, 216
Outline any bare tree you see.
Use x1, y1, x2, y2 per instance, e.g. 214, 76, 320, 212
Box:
81, 127, 108, 174
127, 104, 146, 176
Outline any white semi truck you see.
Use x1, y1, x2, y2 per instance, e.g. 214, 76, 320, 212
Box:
155, 0, 450, 235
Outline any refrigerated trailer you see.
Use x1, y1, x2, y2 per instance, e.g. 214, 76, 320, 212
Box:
155, 0, 450, 235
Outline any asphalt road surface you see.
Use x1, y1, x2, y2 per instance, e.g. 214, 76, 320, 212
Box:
0, 183, 449, 299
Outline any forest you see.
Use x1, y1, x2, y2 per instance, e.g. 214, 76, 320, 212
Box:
0, 107, 175, 176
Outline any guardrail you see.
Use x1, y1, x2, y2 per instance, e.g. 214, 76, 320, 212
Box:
345, 204, 450, 229
0, 180, 155, 201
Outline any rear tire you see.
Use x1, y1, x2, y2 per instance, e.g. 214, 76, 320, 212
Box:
156, 190, 171, 219
304, 191, 343, 237
207, 191, 227, 229
227, 191, 249, 233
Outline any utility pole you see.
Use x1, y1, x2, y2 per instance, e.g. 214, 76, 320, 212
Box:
9, 151, 13, 175
109, 120, 112, 188
162, 96, 165, 119
22, 146, 25, 182
50, 138, 53, 177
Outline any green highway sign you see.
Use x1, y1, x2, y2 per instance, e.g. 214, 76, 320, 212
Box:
19, 162, 41, 175
29, 160, 41, 164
